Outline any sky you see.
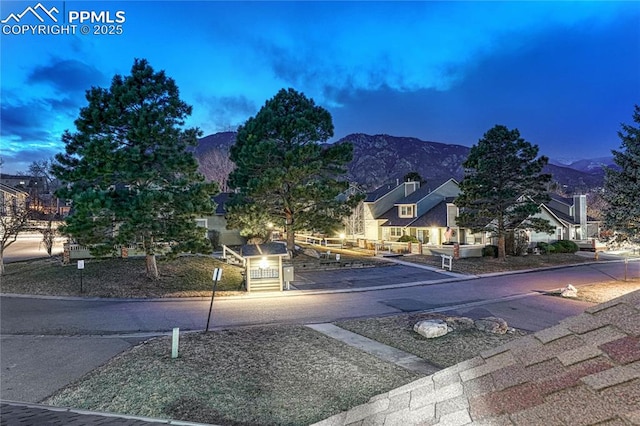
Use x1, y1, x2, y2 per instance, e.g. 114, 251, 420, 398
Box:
1, 1, 639, 175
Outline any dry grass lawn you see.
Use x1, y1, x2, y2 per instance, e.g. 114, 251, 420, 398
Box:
1, 256, 244, 298
336, 313, 528, 369
45, 325, 419, 426
403, 252, 595, 275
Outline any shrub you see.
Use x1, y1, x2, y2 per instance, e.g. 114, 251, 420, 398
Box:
482, 245, 498, 257
536, 242, 554, 254
397, 235, 420, 243
552, 240, 579, 253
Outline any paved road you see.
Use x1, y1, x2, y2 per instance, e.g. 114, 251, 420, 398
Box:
1, 261, 633, 336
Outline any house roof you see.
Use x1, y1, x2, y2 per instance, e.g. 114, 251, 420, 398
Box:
399, 178, 456, 204
212, 192, 232, 215
328, 289, 640, 425
380, 197, 455, 228
0, 183, 29, 198
549, 193, 573, 206
241, 242, 288, 258
409, 199, 449, 228
364, 183, 400, 202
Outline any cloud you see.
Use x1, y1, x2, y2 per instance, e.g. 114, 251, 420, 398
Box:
27, 58, 106, 93
233, 1, 632, 107
195, 94, 258, 132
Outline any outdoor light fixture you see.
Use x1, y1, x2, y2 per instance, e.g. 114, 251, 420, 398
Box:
258, 257, 269, 269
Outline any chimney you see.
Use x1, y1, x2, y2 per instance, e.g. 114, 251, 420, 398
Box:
573, 194, 587, 238
404, 180, 419, 197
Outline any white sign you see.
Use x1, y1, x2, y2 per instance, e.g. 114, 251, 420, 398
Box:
77, 260, 85, 270
213, 268, 222, 281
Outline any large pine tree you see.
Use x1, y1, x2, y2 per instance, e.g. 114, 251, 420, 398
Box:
227, 88, 356, 252
456, 125, 553, 260
54, 59, 216, 279
604, 105, 640, 244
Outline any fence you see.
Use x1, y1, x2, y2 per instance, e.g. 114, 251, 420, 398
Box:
63, 243, 170, 263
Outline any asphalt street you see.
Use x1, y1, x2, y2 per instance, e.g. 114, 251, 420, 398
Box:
1, 258, 637, 404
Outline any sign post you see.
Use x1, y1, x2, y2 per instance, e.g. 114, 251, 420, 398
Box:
77, 260, 85, 293
205, 268, 222, 332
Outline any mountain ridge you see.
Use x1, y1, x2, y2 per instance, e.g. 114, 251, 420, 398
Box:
196, 132, 608, 192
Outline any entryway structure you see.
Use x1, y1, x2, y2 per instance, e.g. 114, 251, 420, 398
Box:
241, 243, 289, 292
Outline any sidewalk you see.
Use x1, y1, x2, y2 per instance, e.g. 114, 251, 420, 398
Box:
312, 289, 640, 425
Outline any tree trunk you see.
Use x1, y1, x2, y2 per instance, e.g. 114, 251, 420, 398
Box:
146, 253, 159, 280
497, 234, 506, 261
285, 212, 295, 254
0, 250, 4, 275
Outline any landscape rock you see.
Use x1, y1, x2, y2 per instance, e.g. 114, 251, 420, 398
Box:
474, 317, 509, 335
414, 319, 450, 339
303, 248, 320, 259
561, 284, 578, 298
445, 316, 475, 331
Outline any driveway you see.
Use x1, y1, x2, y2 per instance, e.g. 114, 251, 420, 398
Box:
293, 264, 452, 290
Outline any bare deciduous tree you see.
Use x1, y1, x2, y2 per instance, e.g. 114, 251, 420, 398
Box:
198, 149, 235, 192
0, 196, 32, 275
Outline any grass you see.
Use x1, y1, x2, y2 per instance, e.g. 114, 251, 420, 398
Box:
402, 252, 595, 275
1, 255, 244, 298
44, 325, 419, 426
336, 312, 528, 369
549, 278, 640, 304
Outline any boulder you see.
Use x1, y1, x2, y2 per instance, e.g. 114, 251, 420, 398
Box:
475, 317, 509, 334
303, 248, 320, 259
414, 319, 450, 339
445, 316, 475, 331
561, 284, 578, 298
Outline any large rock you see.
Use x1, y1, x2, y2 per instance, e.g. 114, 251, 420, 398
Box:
303, 248, 320, 259
474, 317, 509, 334
561, 284, 578, 298
414, 319, 450, 339
445, 316, 475, 331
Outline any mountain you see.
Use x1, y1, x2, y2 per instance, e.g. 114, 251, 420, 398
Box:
336, 133, 605, 192
195, 132, 607, 193
549, 157, 616, 176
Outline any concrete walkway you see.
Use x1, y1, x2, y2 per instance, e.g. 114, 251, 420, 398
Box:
312, 290, 640, 425
307, 323, 440, 375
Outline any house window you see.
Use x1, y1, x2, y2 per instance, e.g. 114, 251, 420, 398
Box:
390, 227, 403, 237
195, 219, 208, 228
399, 205, 414, 218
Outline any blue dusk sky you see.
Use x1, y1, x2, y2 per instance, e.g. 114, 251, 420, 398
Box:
1, 1, 639, 174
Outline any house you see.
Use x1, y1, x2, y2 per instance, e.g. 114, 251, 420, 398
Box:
347, 179, 601, 251
348, 178, 483, 246
528, 194, 600, 243
0, 183, 28, 215
197, 192, 246, 247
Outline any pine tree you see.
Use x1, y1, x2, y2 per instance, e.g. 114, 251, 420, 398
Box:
604, 105, 640, 244
227, 88, 357, 252
53, 59, 216, 279
456, 125, 553, 260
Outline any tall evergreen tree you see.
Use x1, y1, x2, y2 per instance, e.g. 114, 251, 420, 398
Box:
604, 105, 640, 244
227, 88, 357, 252
53, 59, 216, 279
456, 125, 553, 260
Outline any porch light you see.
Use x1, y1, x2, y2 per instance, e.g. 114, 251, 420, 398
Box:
258, 257, 269, 269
